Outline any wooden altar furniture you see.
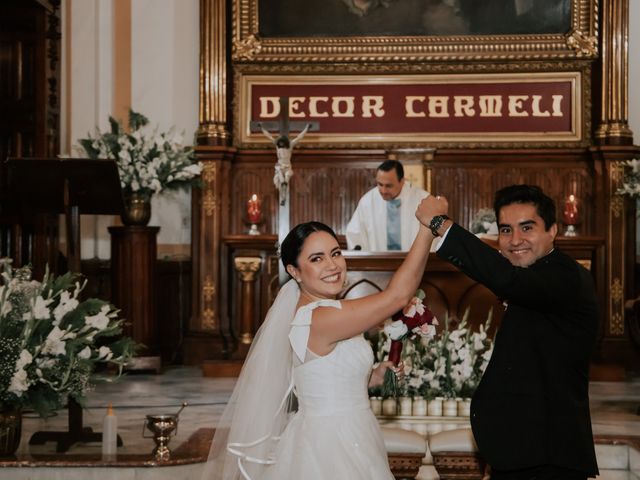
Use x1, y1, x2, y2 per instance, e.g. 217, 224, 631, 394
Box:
0, 2, 61, 278
233, 256, 263, 352
109, 225, 161, 372
209, 234, 605, 363
189, 144, 638, 370
6, 157, 124, 452
382, 427, 428, 480
429, 429, 485, 480
5, 157, 123, 273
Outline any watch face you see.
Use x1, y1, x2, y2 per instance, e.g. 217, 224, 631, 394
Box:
430, 215, 448, 235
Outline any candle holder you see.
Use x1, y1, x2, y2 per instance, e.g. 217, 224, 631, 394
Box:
562, 194, 579, 237
564, 224, 577, 237
246, 194, 262, 235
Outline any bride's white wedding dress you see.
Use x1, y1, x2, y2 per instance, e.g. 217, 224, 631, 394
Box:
261, 299, 394, 480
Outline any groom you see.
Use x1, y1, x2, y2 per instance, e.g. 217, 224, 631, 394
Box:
416, 185, 599, 480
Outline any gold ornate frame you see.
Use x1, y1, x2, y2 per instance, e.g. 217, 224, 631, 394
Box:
233, 62, 592, 149
231, 0, 598, 63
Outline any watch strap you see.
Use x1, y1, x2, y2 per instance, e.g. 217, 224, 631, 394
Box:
429, 215, 450, 236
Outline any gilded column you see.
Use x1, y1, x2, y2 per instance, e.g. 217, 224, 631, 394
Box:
595, 0, 633, 144
198, 0, 230, 145
234, 256, 262, 346
191, 147, 234, 336
591, 145, 639, 364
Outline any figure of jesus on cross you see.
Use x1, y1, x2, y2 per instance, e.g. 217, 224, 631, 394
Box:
259, 121, 311, 207
253, 97, 317, 285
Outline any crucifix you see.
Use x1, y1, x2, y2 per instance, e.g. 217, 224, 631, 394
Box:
251, 97, 319, 285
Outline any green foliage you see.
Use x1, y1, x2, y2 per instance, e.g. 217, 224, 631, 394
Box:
374, 307, 495, 400
0, 261, 138, 417
77, 109, 202, 197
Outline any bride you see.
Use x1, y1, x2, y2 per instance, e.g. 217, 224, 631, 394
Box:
203, 214, 435, 479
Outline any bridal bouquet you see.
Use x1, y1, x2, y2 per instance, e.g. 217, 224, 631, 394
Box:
0, 261, 137, 417
381, 290, 437, 397
373, 307, 494, 400
77, 110, 202, 198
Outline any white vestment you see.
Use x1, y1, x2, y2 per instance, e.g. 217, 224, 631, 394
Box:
345, 182, 429, 251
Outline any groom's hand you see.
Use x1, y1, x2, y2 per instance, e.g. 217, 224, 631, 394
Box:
416, 194, 449, 227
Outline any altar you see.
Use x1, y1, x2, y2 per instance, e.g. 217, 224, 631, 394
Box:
207, 233, 606, 364
167, 0, 640, 377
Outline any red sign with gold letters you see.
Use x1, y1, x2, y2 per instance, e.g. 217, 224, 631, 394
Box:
239, 73, 582, 144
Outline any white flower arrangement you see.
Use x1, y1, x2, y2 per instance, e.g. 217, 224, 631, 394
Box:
0, 261, 137, 417
617, 159, 640, 197
77, 110, 202, 198
372, 307, 494, 399
470, 208, 498, 235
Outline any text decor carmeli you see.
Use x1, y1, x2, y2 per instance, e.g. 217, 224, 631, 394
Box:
239, 72, 581, 144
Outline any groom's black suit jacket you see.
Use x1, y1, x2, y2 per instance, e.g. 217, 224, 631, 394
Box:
437, 224, 599, 475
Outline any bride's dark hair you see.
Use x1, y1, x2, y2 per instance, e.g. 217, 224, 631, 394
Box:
281, 221, 338, 270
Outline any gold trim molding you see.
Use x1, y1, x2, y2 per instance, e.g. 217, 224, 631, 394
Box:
198, 0, 231, 144
234, 256, 262, 281
231, 0, 598, 63
234, 65, 592, 149
610, 278, 625, 335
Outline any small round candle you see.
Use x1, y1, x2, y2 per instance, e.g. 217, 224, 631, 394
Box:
247, 194, 261, 224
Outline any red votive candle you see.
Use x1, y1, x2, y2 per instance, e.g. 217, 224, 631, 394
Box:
563, 194, 578, 225
247, 194, 261, 224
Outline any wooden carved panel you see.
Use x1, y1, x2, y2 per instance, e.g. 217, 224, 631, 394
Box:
231, 150, 384, 234
432, 149, 594, 234
230, 148, 595, 237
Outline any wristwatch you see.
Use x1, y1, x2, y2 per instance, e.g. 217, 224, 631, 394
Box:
429, 214, 450, 236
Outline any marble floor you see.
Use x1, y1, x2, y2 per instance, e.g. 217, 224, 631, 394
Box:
11, 366, 640, 479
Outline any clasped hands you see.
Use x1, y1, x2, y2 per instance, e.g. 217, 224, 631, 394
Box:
415, 194, 449, 229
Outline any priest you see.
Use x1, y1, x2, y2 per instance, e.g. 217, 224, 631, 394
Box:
346, 160, 430, 251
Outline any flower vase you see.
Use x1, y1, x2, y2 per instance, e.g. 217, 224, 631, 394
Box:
398, 396, 412, 416
412, 397, 427, 416
427, 397, 443, 416
122, 192, 151, 226
382, 397, 397, 416
369, 397, 383, 416
0, 410, 22, 456
443, 397, 458, 417
457, 398, 471, 417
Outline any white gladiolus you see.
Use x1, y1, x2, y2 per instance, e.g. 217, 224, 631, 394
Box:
78, 346, 92, 359
473, 331, 487, 351
8, 368, 29, 396
626, 159, 640, 173
33, 295, 53, 320
8, 350, 34, 396
17, 350, 33, 369
97, 346, 113, 361
85, 305, 111, 331
42, 326, 76, 356
53, 290, 80, 324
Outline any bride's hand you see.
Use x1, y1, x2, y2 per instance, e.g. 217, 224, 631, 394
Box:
368, 361, 405, 388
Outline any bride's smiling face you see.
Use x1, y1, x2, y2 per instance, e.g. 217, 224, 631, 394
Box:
287, 231, 346, 300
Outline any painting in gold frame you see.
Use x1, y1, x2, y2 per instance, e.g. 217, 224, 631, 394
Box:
232, 0, 598, 62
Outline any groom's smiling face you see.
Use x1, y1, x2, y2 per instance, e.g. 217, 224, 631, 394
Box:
497, 203, 557, 268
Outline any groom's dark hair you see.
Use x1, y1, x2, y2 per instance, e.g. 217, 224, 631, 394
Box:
494, 184, 557, 230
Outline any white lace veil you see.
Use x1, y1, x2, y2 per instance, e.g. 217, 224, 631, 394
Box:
201, 279, 300, 480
